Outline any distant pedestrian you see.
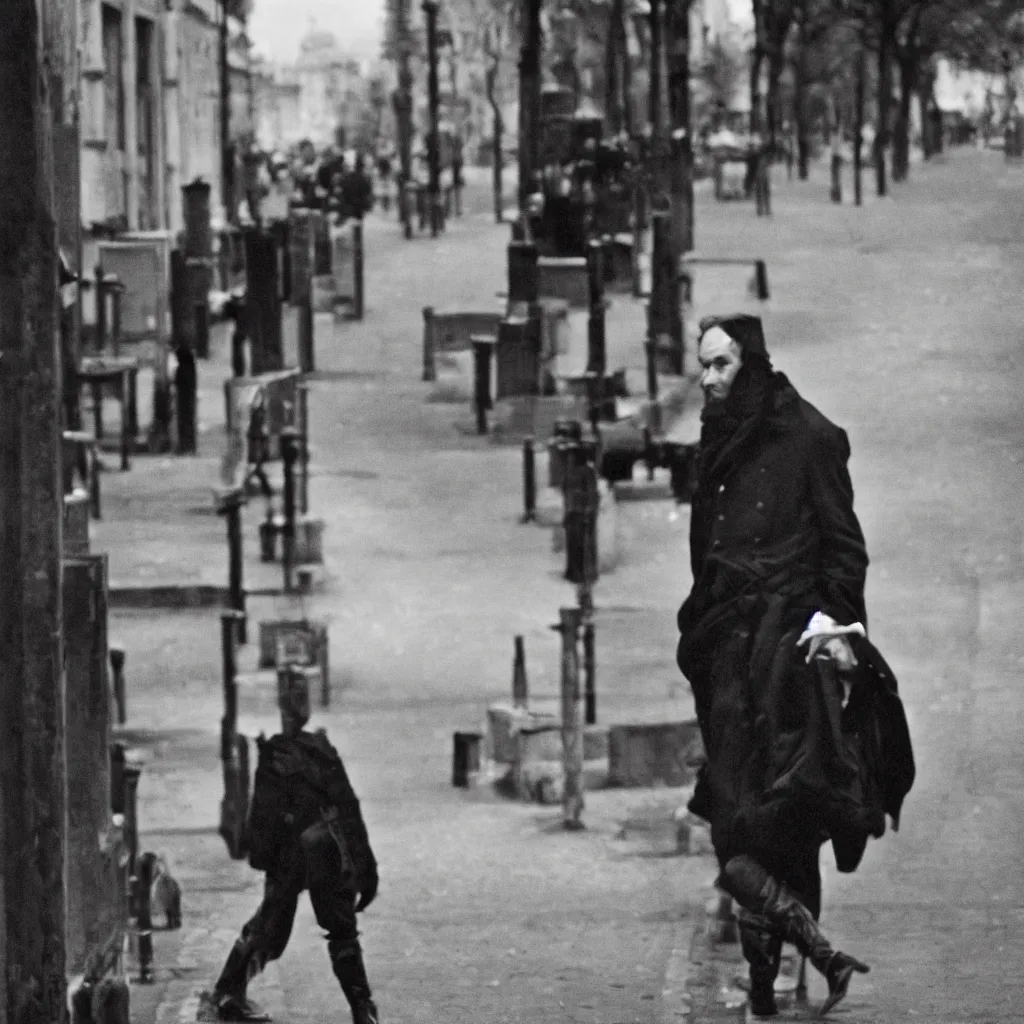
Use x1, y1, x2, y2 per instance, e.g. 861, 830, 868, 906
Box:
210, 670, 380, 1024
677, 314, 915, 1018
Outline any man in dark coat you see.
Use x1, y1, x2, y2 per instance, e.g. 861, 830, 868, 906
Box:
211, 670, 380, 1023
677, 314, 914, 1018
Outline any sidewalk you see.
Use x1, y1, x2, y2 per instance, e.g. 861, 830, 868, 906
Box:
101, 207, 714, 1024
104, 139, 1016, 1021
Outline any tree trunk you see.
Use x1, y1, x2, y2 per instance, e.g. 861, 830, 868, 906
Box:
0, 0, 71, 1022
766, 39, 789, 155
618, 0, 634, 135
854, 37, 866, 206
793, 21, 810, 180
518, 0, 543, 208
486, 61, 504, 223
750, 0, 765, 133
875, 14, 892, 197
605, 0, 623, 134
666, 0, 693, 254
893, 53, 916, 182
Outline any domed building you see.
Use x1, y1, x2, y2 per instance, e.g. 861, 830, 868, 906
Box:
294, 22, 367, 148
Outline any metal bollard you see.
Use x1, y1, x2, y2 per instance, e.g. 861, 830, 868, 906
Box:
551, 607, 585, 830
472, 340, 492, 436
123, 763, 141, 883
754, 260, 770, 301
135, 852, 155, 983
352, 219, 365, 320
281, 427, 300, 592
175, 342, 198, 455
422, 306, 436, 382
298, 296, 315, 374
583, 621, 596, 725
830, 153, 843, 204
299, 382, 311, 516
109, 645, 127, 725
512, 635, 528, 708
452, 731, 482, 788
521, 438, 536, 523
89, 444, 102, 520
219, 609, 249, 860
110, 742, 126, 814
218, 488, 247, 643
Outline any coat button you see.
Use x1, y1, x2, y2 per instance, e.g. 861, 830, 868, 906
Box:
754, 536, 762, 544
756, 501, 764, 510
718, 514, 725, 522
718, 484, 725, 493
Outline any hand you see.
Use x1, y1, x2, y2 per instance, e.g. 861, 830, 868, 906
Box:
355, 873, 378, 913
804, 633, 858, 671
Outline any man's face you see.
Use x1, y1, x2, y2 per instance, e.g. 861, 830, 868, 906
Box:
698, 327, 743, 403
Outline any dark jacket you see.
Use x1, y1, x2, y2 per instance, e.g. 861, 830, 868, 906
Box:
677, 376, 913, 880
682, 385, 868, 635
246, 729, 377, 890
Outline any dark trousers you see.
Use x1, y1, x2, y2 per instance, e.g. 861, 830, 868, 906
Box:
217, 823, 371, 1007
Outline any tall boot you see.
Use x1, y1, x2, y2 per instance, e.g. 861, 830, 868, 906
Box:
330, 945, 379, 1024
720, 855, 869, 1015
212, 939, 271, 1022
739, 914, 782, 1018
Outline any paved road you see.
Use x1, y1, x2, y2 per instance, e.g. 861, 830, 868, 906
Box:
118, 147, 1024, 1024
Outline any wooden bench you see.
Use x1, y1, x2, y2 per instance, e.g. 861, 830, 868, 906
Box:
421, 308, 503, 382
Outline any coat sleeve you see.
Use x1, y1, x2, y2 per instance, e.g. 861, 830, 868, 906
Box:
808, 425, 869, 628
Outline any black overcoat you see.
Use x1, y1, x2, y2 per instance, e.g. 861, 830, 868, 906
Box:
677, 376, 914, 896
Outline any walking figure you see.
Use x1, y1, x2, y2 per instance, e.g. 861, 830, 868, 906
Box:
677, 314, 915, 1018
211, 670, 380, 1023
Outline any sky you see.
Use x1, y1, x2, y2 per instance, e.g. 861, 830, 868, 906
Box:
248, 0, 754, 66
248, 0, 385, 64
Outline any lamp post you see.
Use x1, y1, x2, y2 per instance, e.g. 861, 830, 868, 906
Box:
422, 0, 443, 236
220, 0, 234, 224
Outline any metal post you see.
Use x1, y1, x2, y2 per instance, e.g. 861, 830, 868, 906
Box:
123, 761, 142, 897
231, 301, 247, 377
352, 219, 365, 319
299, 382, 310, 516
299, 296, 314, 374
175, 337, 198, 455
95, 263, 106, 352
508, 240, 539, 307
110, 645, 128, 725
473, 340, 492, 435
518, 0, 543, 211
219, 609, 248, 859
136, 853, 154, 983
245, 227, 284, 375
423, 0, 442, 237
552, 607, 584, 829
521, 438, 537, 523
281, 427, 300, 592
422, 306, 437, 381
219, 489, 247, 644
512, 635, 528, 708
583, 620, 596, 725
219, 0, 233, 223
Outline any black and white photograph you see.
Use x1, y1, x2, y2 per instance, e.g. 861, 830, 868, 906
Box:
0, 0, 1021, 1020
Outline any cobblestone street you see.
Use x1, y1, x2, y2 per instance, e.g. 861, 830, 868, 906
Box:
109, 150, 1024, 1024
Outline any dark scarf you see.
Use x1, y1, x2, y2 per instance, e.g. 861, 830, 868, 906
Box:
697, 356, 779, 494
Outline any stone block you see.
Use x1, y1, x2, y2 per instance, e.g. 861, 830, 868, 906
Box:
486, 704, 559, 763
607, 720, 704, 788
